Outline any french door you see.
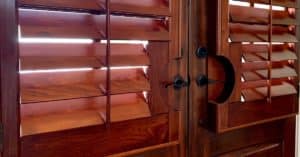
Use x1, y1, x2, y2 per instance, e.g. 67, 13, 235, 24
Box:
188, 0, 299, 156
1, 0, 188, 156
0, 0, 299, 157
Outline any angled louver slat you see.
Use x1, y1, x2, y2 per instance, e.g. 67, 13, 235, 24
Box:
20, 71, 106, 103
19, 0, 170, 16
99, 69, 150, 95
21, 56, 102, 70
21, 110, 105, 136
230, 24, 298, 42
18, 0, 181, 155
230, 5, 296, 25
236, 0, 297, 8
20, 10, 169, 40
17, 0, 179, 157
210, 0, 299, 132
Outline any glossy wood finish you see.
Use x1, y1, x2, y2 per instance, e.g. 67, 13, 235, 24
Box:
188, 0, 298, 156
19, 9, 169, 40
20, 43, 149, 69
1, 0, 298, 156
16, 0, 185, 156
0, 0, 20, 157
19, 0, 170, 16
204, 0, 299, 132
21, 114, 170, 157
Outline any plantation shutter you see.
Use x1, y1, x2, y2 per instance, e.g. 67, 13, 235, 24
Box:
17, 1, 185, 156
206, 0, 299, 132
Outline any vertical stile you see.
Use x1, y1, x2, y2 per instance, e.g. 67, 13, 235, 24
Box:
268, 0, 273, 102
105, 0, 112, 126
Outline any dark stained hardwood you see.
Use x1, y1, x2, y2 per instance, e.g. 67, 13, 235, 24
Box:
21, 109, 105, 136
20, 43, 150, 68
218, 143, 282, 157
147, 42, 170, 115
238, 0, 296, 8
19, 0, 170, 16
230, 5, 296, 25
188, 0, 299, 157
230, 24, 298, 42
21, 56, 103, 70
99, 69, 151, 95
20, 70, 106, 103
0, 0, 20, 157
1, 0, 298, 156
16, 0, 184, 156
21, 114, 170, 157
19, 9, 169, 40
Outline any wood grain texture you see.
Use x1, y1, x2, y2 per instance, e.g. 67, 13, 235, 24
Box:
21, 83, 104, 104
218, 143, 281, 157
0, 0, 20, 156
19, 9, 169, 40
147, 42, 170, 114
20, 43, 150, 68
189, 0, 299, 156
21, 114, 169, 157
230, 23, 298, 42
99, 69, 150, 95
230, 5, 296, 25
99, 98, 151, 122
21, 70, 106, 103
228, 95, 297, 129
99, 55, 150, 67
21, 110, 105, 136
19, 9, 102, 39
19, 0, 100, 11
20, 93, 140, 117
242, 66, 297, 80
19, 0, 170, 16
238, 0, 297, 8
21, 56, 103, 70
242, 44, 297, 62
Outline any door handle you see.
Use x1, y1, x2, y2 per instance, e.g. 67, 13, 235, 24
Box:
165, 75, 190, 90
196, 75, 225, 87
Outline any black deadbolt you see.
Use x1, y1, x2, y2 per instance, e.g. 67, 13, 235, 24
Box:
165, 75, 190, 90
196, 47, 208, 58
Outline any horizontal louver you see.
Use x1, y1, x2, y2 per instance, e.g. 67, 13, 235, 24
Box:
18, 0, 172, 142
229, 0, 298, 102
19, 9, 169, 40
19, 0, 170, 16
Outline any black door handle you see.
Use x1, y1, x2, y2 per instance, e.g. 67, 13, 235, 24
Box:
165, 75, 190, 90
196, 75, 224, 87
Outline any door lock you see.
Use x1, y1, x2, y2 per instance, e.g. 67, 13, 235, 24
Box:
195, 47, 208, 58
165, 75, 190, 90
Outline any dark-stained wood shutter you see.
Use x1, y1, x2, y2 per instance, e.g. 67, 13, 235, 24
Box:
16, 1, 185, 157
206, 0, 299, 132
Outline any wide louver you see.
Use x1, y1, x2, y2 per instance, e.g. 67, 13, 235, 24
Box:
18, 1, 183, 156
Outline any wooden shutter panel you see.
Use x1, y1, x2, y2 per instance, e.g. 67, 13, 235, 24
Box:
17, 1, 184, 156
206, 0, 299, 132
